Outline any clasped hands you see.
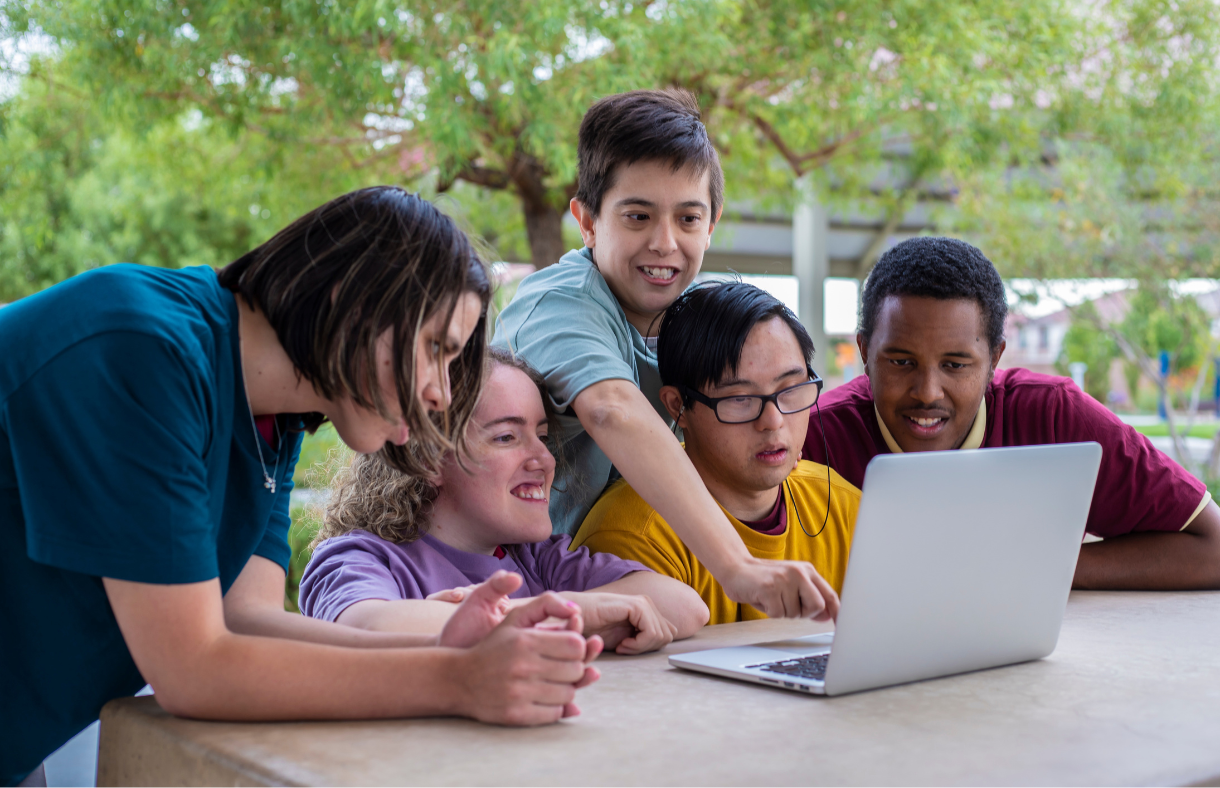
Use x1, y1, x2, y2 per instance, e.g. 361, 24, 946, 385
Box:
429, 571, 678, 655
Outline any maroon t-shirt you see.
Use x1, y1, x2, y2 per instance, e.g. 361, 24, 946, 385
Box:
803, 367, 1208, 538
740, 488, 788, 535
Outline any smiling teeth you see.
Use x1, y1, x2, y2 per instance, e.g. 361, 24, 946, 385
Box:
641, 266, 676, 280
513, 487, 547, 500
912, 417, 942, 427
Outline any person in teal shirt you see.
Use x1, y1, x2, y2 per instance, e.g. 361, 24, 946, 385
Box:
1, 187, 604, 786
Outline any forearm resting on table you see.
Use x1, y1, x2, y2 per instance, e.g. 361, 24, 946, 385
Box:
223, 555, 442, 646
108, 576, 465, 720
580, 572, 709, 638
574, 379, 751, 577
1074, 501, 1220, 590
334, 598, 458, 635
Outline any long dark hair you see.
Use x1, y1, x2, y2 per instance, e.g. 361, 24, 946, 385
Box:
218, 186, 492, 475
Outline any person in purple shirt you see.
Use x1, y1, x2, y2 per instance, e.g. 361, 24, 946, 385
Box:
301, 348, 709, 654
803, 236, 1220, 590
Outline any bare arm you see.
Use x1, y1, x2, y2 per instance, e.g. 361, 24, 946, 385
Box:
104, 572, 600, 726
583, 571, 709, 639
1074, 500, 1220, 590
333, 598, 459, 635
388, 572, 709, 654
574, 379, 839, 620
224, 556, 444, 646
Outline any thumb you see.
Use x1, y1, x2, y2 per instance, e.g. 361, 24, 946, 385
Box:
463, 570, 523, 609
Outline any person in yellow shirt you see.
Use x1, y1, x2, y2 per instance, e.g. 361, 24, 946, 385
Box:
572, 281, 860, 624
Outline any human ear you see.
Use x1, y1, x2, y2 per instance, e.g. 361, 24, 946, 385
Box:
659, 385, 686, 426
704, 206, 724, 250
856, 332, 870, 368
990, 339, 1006, 373
570, 199, 597, 248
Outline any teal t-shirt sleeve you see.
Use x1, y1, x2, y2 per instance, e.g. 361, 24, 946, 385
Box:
507, 288, 635, 409
8, 331, 221, 583
253, 430, 302, 572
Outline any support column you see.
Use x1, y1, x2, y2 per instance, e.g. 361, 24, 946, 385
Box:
793, 176, 831, 372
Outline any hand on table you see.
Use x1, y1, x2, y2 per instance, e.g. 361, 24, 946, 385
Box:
720, 557, 840, 621
453, 588, 603, 725
562, 592, 678, 655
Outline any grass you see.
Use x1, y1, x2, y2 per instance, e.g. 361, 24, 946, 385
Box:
292, 423, 346, 489
284, 504, 324, 613
285, 424, 346, 611
1131, 423, 1220, 439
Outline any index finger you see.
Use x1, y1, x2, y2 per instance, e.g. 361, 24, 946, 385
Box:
807, 570, 840, 622
505, 592, 583, 632
794, 568, 828, 620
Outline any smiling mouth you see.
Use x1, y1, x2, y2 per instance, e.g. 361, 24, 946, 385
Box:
510, 483, 548, 502
903, 415, 950, 436
639, 265, 678, 283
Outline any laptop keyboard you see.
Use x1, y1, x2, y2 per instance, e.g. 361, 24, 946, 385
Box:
748, 653, 829, 681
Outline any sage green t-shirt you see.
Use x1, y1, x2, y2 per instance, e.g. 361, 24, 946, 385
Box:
492, 248, 670, 534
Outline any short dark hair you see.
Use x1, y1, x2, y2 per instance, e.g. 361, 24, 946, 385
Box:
658, 281, 815, 405
575, 88, 725, 220
859, 237, 1007, 351
217, 186, 491, 475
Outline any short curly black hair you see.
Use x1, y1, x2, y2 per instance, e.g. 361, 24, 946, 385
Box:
859, 237, 1007, 351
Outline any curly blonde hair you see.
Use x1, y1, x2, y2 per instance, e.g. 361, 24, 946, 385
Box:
313, 348, 561, 548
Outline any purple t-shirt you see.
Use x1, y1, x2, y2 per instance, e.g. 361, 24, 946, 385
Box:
299, 529, 650, 622
803, 368, 1209, 538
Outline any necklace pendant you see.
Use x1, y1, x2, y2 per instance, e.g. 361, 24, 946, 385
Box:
264, 475, 276, 494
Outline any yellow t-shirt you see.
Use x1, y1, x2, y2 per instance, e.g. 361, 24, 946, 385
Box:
571, 460, 860, 625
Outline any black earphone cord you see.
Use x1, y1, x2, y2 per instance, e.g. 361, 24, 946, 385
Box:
788, 400, 832, 539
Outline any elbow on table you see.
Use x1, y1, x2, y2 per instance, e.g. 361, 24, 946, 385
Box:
671, 585, 711, 639
151, 681, 224, 721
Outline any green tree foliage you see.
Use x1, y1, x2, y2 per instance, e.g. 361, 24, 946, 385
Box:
1120, 284, 1212, 374
1055, 301, 1119, 403
6, 0, 1216, 271
952, 139, 1220, 281
0, 55, 552, 299
0, 57, 370, 299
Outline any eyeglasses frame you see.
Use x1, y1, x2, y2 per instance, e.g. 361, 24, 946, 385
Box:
678, 367, 825, 425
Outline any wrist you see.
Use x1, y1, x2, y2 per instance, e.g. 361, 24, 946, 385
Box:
431, 646, 473, 718
692, 524, 755, 578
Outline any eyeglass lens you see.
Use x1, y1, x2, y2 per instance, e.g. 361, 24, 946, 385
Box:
715, 381, 820, 423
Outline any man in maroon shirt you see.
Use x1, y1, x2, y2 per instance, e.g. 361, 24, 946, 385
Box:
804, 236, 1220, 589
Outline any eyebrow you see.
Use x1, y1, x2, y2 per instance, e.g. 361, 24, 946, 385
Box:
483, 416, 527, 428
482, 416, 550, 429
714, 367, 806, 390
613, 198, 709, 211
882, 345, 975, 359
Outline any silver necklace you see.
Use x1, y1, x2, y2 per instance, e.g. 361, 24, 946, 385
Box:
242, 383, 280, 494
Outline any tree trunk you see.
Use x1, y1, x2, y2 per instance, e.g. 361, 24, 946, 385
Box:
521, 193, 566, 268
508, 151, 568, 268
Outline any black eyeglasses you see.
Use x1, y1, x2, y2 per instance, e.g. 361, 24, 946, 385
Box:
679, 370, 824, 424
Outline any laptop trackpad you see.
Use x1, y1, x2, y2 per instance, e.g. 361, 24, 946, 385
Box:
754, 631, 834, 654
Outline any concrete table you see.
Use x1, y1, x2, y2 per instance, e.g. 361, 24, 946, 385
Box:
98, 591, 1220, 786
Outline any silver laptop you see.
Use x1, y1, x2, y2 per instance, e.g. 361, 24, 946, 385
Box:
669, 442, 1103, 696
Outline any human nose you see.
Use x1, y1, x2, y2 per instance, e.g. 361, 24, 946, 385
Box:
524, 435, 555, 472
909, 367, 945, 405
649, 218, 679, 256
419, 362, 451, 412
755, 399, 785, 431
